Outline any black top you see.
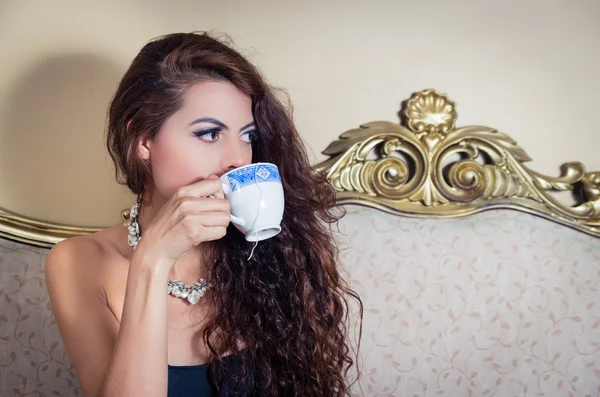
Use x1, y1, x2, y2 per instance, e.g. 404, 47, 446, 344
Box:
167, 351, 254, 397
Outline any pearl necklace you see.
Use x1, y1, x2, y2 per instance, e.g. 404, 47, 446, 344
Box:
126, 199, 211, 305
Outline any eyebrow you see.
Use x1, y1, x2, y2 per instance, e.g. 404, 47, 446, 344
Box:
240, 121, 256, 131
189, 117, 256, 132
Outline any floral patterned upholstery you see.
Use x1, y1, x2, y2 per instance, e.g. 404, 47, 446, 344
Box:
337, 206, 600, 397
0, 237, 80, 396
1, 206, 599, 396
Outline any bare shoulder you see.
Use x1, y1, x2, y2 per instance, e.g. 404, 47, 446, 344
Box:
44, 225, 126, 396
45, 223, 128, 287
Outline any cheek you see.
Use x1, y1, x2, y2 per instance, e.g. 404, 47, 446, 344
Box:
149, 137, 217, 197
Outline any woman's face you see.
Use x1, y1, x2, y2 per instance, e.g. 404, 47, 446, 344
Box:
139, 80, 257, 200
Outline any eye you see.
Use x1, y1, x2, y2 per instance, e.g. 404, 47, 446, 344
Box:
241, 129, 259, 144
194, 128, 222, 143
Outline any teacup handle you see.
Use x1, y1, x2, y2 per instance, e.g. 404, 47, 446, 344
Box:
230, 214, 245, 227
208, 183, 246, 227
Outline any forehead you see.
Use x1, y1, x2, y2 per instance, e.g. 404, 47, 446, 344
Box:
178, 80, 253, 121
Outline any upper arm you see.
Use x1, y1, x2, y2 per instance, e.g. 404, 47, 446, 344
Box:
45, 237, 120, 397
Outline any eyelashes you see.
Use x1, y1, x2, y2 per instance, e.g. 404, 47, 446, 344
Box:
193, 128, 221, 142
243, 130, 260, 143
193, 128, 260, 144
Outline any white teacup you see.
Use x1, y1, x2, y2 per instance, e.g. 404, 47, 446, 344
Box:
219, 162, 284, 242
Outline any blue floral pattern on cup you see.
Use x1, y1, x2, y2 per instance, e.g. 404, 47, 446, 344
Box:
226, 163, 281, 192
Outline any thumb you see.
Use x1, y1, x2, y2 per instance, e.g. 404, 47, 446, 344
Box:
207, 174, 224, 199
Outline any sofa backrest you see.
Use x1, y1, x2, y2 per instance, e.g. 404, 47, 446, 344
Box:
0, 237, 81, 396
336, 206, 600, 396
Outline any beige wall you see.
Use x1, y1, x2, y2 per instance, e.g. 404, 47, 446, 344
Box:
1, 0, 599, 227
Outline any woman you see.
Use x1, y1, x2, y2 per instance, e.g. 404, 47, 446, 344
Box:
45, 32, 361, 397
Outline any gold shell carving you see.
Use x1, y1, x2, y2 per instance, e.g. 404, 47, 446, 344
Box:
316, 89, 600, 237
406, 89, 457, 135
2, 89, 599, 246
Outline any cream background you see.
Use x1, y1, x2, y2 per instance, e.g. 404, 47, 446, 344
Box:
0, 0, 599, 227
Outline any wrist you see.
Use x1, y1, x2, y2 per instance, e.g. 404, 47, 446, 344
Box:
130, 247, 171, 280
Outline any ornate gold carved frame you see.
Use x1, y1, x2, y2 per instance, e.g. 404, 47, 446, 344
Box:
315, 89, 599, 237
2, 89, 598, 247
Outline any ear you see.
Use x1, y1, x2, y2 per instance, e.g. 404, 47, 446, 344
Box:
128, 120, 152, 161
137, 135, 152, 161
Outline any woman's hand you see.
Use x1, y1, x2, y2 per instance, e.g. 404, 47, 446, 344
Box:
132, 175, 230, 269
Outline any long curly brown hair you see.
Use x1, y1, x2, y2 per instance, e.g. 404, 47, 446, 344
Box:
106, 32, 362, 396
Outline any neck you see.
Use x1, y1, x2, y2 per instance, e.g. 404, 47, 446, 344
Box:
136, 190, 210, 284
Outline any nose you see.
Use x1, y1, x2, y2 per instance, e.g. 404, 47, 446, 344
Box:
221, 136, 250, 172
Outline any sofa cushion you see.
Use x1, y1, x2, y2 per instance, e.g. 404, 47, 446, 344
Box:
337, 206, 600, 396
0, 237, 81, 396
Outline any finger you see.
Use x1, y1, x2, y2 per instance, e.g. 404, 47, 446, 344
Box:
178, 212, 231, 230
208, 174, 225, 199
178, 178, 223, 199
195, 212, 231, 227
196, 226, 227, 243
178, 216, 228, 244
175, 198, 230, 217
